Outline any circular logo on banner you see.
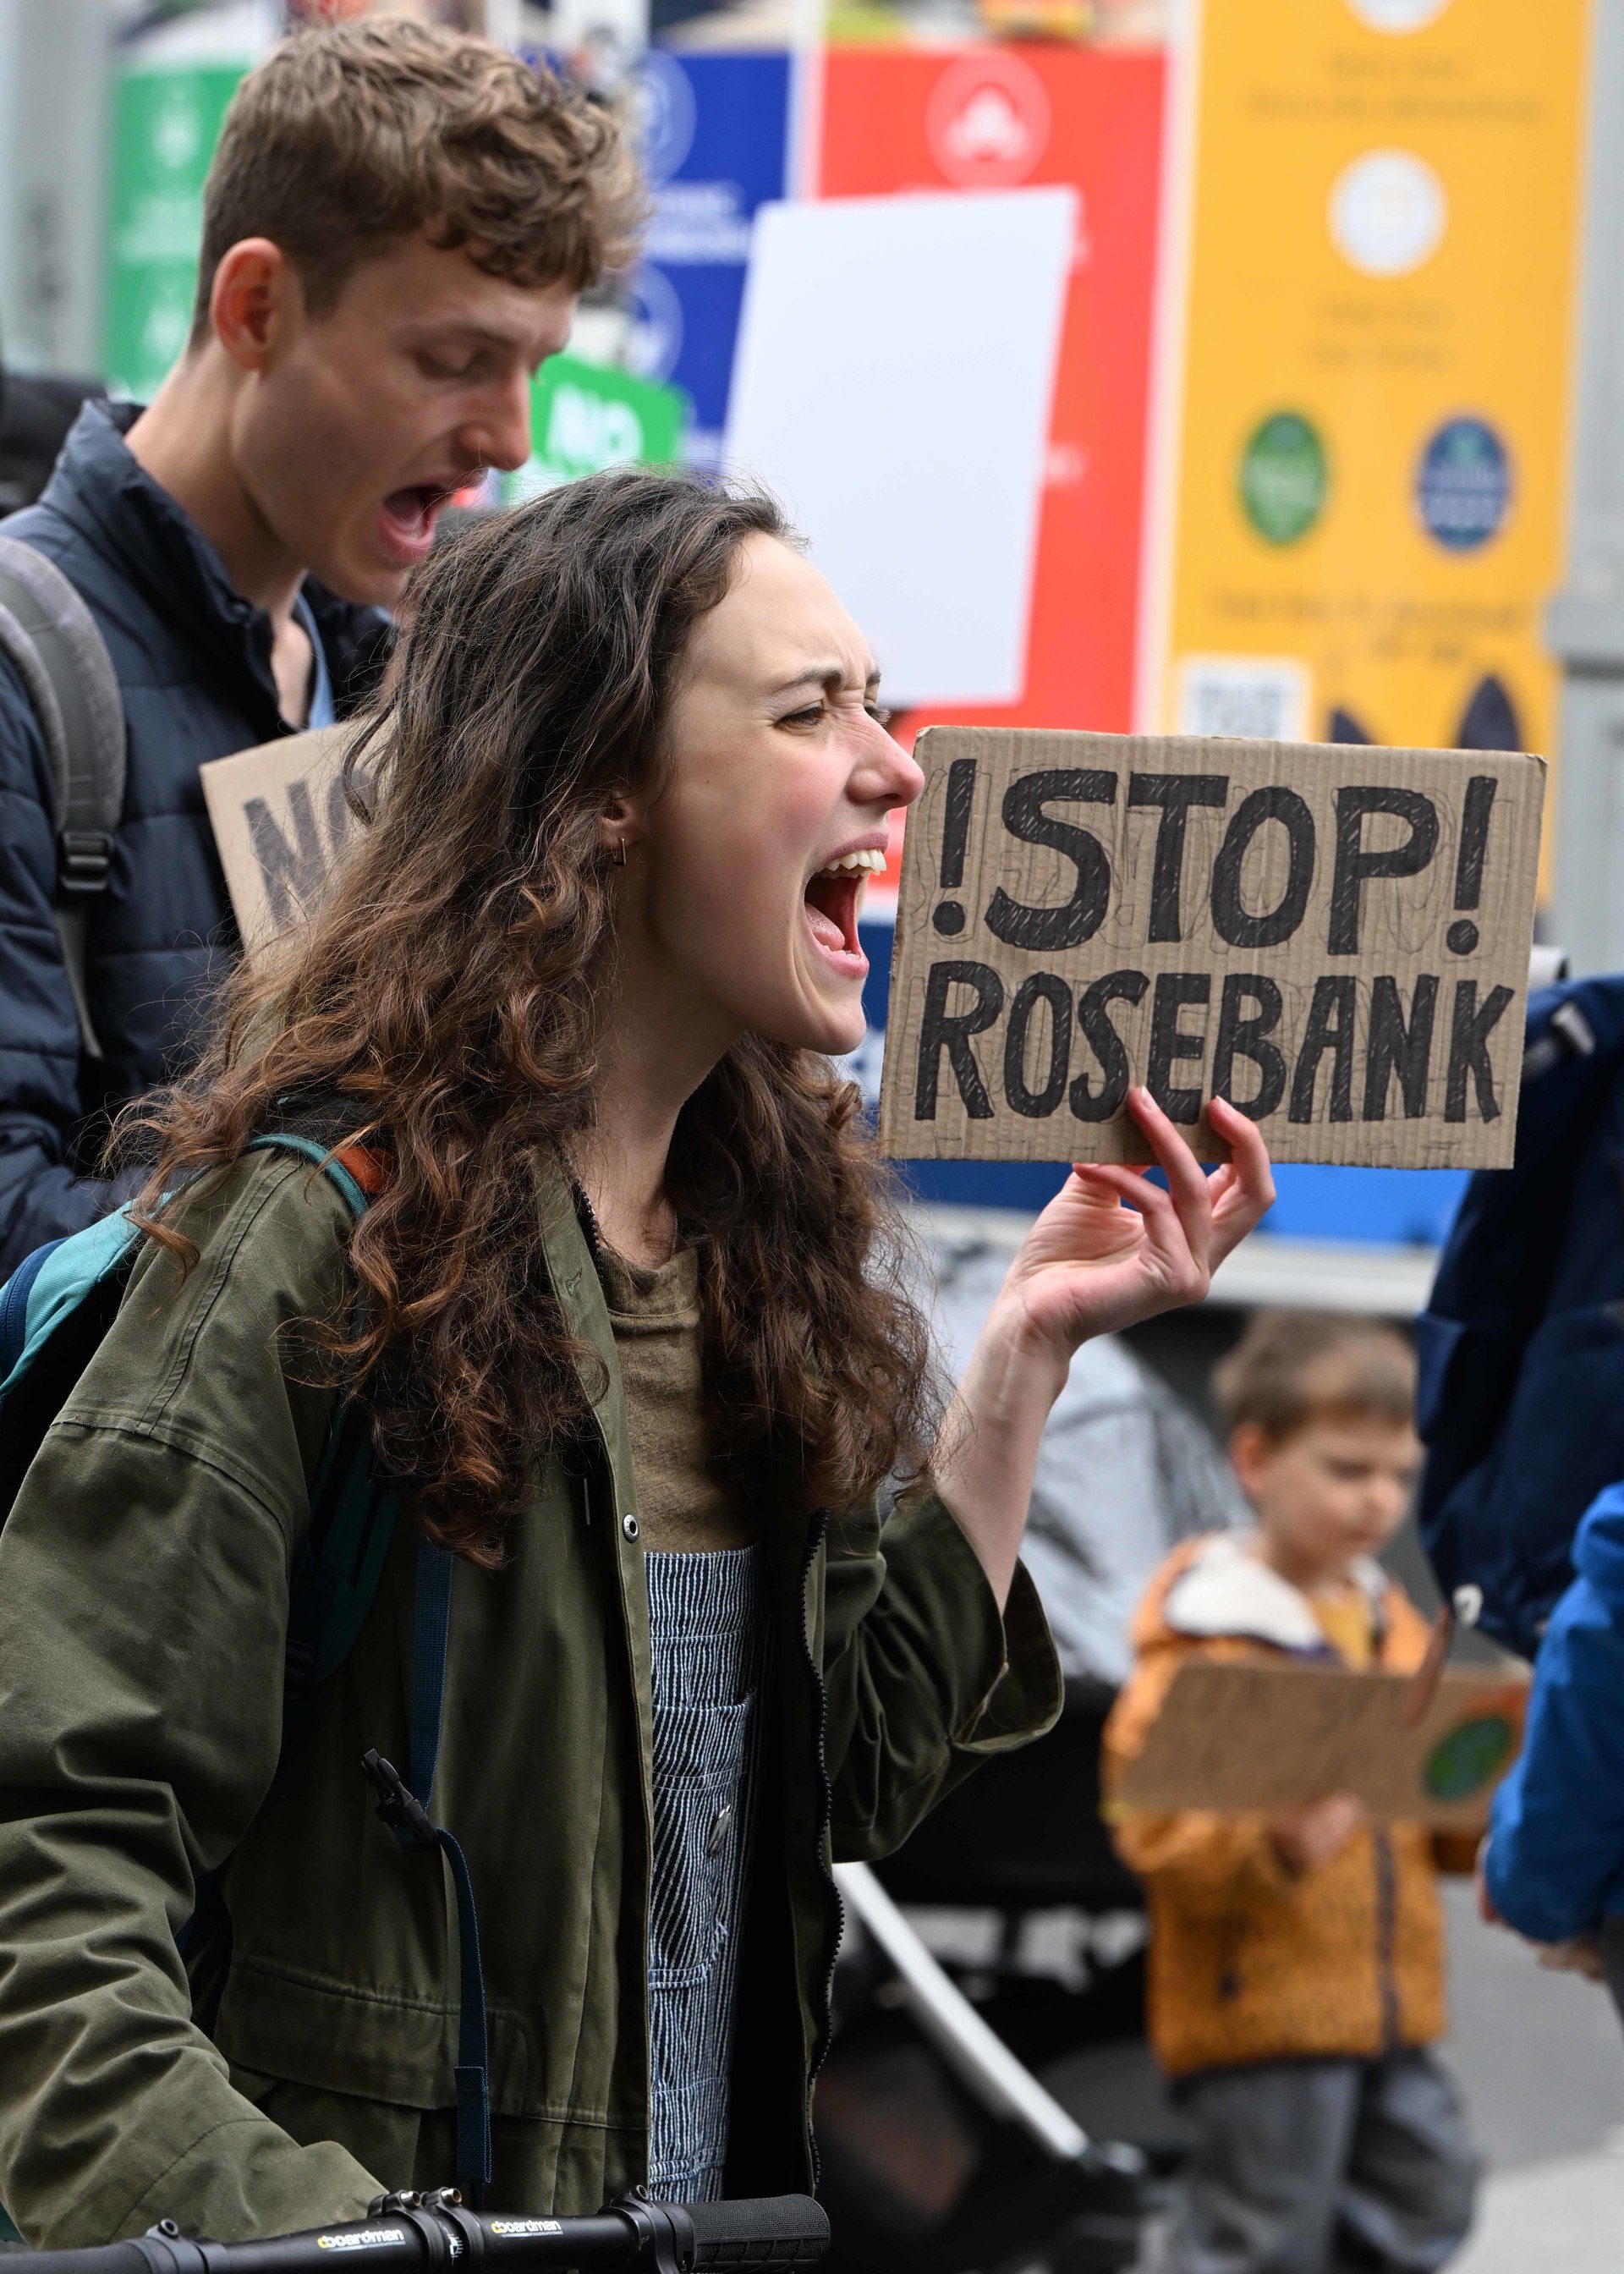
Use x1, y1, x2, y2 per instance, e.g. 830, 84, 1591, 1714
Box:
1424, 1713, 1515, 1802
631, 48, 696, 189
151, 85, 205, 179
1240, 412, 1329, 546
1345, 0, 1451, 30
1329, 148, 1446, 276
1417, 416, 1512, 551
623, 263, 684, 382
926, 52, 1051, 188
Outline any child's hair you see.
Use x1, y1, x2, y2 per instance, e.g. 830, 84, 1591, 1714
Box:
1213, 1309, 1416, 1442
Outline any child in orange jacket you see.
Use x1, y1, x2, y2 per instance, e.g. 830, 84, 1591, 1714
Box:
1104, 1311, 1479, 2274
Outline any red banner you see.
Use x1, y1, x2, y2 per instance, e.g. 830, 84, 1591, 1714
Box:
819, 42, 1166, 758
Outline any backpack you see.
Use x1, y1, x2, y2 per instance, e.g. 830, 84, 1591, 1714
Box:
1416, 973, 1624, 1658
0, 533, 123, 1061
0, 1134, 494, 2198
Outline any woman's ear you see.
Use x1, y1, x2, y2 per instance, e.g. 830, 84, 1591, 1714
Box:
597, 796, 639, 866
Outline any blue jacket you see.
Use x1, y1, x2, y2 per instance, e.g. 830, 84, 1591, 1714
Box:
0, 402, 389, 1271
1484, 1482, 1624, 1941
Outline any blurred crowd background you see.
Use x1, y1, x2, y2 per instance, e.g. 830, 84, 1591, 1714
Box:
4, 0, 1588, 1280
1, 3, 1619, 2267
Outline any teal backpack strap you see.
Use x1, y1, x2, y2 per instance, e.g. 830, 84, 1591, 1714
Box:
0, 1205, 140, 1397
248, 1129, 372, 1221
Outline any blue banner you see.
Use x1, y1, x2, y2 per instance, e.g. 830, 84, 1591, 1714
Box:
632, 49, 792, 467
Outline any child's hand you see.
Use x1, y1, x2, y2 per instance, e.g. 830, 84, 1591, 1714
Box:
1475, 1835, 1499, 1925
1268, 1793, 1364, 1876
1534, 1934, 1606, 1981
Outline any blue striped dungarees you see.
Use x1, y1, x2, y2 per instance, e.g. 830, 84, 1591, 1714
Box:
645, 1544, 770, 2201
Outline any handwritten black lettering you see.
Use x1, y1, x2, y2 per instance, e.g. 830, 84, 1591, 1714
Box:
1445, 980, 1514, 1123
1328, 787, 1439, 956
1071, 969, 1149, 1122
1004, 974, 1072, 1118
1363, 975, 1438, 1120
1211, 975, 1287, 1121
246, 781, 325, 931
985, 769, 1116, 952
914, 962, 1005, 1120
1147, 973, 1210, 1125
326, 766, 354, 856
1289, 975, 1358, 1123
1127, 772, 1228, 942
1210, 787, 1316, 948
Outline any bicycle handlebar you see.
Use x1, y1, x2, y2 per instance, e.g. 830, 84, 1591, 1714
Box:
0, 2190, 831, 2274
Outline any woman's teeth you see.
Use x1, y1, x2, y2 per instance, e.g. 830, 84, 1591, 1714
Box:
804, 849, 882, 965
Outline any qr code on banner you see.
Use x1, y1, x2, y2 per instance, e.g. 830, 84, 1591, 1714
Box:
1175, 655, 1310, 742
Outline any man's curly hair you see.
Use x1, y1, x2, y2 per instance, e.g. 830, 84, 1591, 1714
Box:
190, 14, 645, 339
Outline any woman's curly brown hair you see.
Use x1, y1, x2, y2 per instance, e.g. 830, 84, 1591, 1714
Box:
119, 471, 938, 1566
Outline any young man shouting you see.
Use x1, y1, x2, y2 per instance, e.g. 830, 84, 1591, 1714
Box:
0, 15, 641, 1269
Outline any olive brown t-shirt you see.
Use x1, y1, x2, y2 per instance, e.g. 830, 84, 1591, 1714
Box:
595, 1241, 753, 1553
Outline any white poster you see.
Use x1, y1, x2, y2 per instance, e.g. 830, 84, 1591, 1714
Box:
723, 188, 1076, 709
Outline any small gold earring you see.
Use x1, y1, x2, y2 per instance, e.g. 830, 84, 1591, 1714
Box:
612, 838, 628, 869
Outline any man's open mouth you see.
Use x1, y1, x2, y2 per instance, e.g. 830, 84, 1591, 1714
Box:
379, 484, 457, 558
804, 847, 886, 964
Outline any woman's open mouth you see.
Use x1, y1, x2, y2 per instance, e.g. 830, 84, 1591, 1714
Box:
804, 848, 884, 978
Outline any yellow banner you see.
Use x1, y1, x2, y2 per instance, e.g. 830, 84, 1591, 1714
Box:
1156, 0, 1590, 824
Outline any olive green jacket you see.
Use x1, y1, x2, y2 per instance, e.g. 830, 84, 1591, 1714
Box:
0, 1151, 1060, 2248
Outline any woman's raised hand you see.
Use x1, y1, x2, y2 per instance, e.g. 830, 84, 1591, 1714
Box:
994, 1090, 1276, 1359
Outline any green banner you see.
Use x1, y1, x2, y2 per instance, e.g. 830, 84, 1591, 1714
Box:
503, 354, 688, 502
105, 61, 247, 398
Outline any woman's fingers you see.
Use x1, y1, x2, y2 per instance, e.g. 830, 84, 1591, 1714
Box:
1125, 1086, 1215, 1274
1047, 1096, 1271, 1323
1070, 1161, 1156, 1211
1070, 1159, 1208, 1303
1205, 1096, 1277, 1264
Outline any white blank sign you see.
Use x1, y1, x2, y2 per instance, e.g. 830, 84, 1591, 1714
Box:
724, 189, 1077, 710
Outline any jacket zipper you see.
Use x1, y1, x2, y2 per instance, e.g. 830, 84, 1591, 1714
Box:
798, 1509, 842, 2189
1371, 1604, 1400, 2052
1373, 1828, 1400, 2050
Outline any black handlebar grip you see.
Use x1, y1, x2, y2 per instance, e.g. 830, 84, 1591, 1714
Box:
0, 2248, 152, 2274
680, 2196, 829, 2272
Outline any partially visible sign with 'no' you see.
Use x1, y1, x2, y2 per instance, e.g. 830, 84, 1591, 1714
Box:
878, 727, 1545, 1170
200, 725, 354, 954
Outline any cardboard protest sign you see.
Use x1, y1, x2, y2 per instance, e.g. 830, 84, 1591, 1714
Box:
878, 728, 1545, 1169
1113, 1658, 1527, 1832
200, 724, 353, 952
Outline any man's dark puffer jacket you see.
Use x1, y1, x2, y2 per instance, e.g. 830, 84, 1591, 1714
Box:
0, 400, 390, 1271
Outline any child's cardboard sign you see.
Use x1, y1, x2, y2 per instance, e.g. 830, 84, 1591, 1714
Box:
877, 728, 1545, 1169
200, 725, 353, 952
1114, 1658, 1528, 1830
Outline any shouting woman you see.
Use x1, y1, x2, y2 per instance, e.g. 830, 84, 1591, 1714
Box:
0, 474, 1273, 2245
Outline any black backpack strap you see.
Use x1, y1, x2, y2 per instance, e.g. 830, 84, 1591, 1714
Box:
362, 1541, 492, 2203
250, 1131, 492, 2200
0, 536, 125, 1061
